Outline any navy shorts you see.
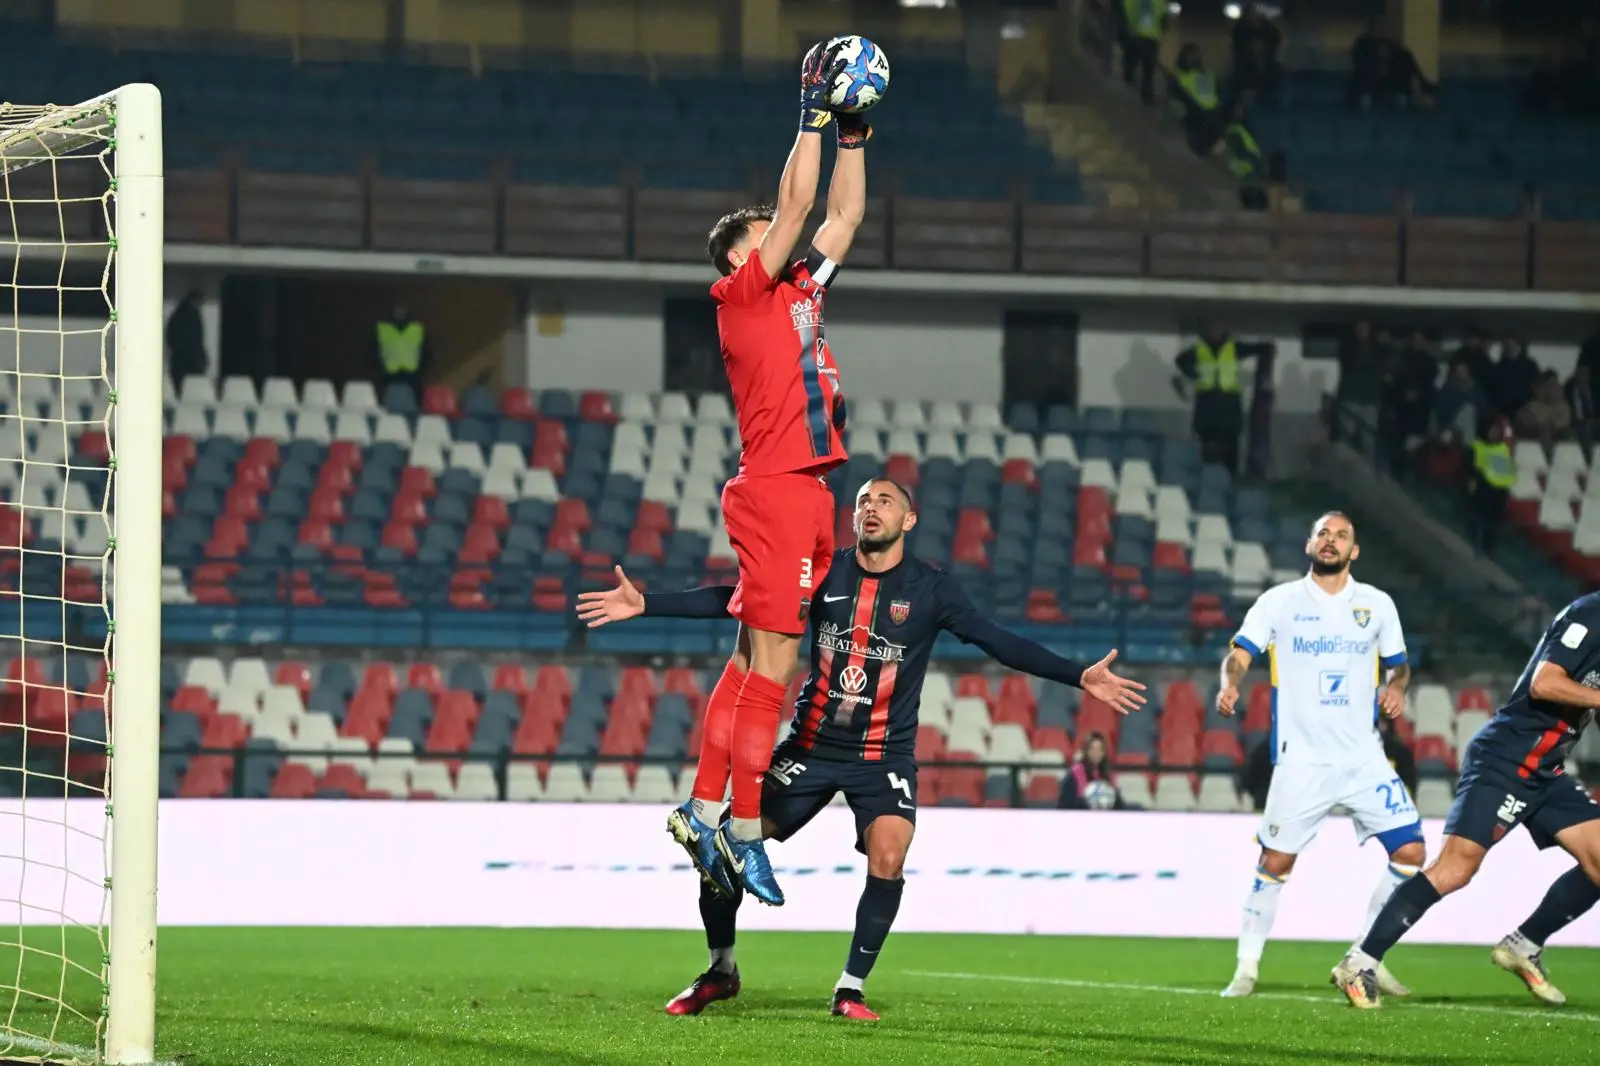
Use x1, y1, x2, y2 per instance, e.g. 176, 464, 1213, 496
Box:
761, 741, 917, 855
1445, 735, 1600, 850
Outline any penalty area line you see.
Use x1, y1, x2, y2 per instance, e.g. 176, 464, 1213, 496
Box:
904, 970, 1600, 1023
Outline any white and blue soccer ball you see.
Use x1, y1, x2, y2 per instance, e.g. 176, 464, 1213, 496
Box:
1082, 779, 1118, 810
822, 35, 891, 113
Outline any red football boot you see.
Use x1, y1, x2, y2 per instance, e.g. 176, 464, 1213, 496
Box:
830, 987, 879, 1021
665, 967, 741, 1016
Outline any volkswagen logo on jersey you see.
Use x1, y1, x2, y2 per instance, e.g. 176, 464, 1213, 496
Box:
838, 664, 869, 694
1352, 607, 1372, 628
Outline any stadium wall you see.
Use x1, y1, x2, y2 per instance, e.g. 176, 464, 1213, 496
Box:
12, 800, 1597, 946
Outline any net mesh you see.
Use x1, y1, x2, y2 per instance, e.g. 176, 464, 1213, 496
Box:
0, 98, 121, 1064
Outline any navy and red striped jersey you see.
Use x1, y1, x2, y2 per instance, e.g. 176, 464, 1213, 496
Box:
641, 549, 1089, 763
1478, 592, 1600, 780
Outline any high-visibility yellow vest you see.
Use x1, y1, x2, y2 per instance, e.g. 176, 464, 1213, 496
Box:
376, 320, 424, 373
1472, 440, 1516, 489
1178, 69, 1220, 111
1195, 340, 1239, 393
1123, 0, 1163, 39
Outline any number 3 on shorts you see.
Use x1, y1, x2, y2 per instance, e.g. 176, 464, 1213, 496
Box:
887, 772, 912, 800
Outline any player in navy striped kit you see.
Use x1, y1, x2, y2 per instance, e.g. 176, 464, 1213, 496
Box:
577, 477, 1146, 1019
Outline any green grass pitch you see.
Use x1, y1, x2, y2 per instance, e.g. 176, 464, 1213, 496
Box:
4, 929, 1598, 1064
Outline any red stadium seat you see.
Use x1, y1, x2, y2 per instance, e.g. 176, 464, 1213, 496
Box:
553, 498, 592, 533
513, 714, 560, 755
1158, 728, 1199, 769
1024, 775, 1060, 806
617, 668, 657, 700
661, 668, 701, 699
406, 663, 444, 696
233, 458, 272, 493
316, 765, 367, 796
171, 685, 217, 719
914, 726, 947, 761
297, 519, 334, 551
1077, 696, 1121, 745
201, 713, 250, 749
380, 522, 419, 556
389, 493, 429, 526
1030, 726, 1073, 759
884, 454, 919, 488
1000, 459, 1036, 487
76, 430, 110, 465
1455, 687, 1493, 712
951, 533, 989, 568
308, 487, 346, 522
315, 462, 354, 495
473, 496, 511, 531
1071, 540, 1108, 568
635, 501, 673, 535
460, 525, 502, 564
579, 391, 618, 423
325, 440, 362, 473
274, 661, 312, 699
1077, 486, 1112, 519
179, 756, 232, 798
956, 509, 994, 542
270, 764, 317, 799
243, 437, 280, 469
1162, 680, 1204, 725
600, 717, 648, 758
533, 665, 573, 700
362, 663, 401, 699
626, 529, 664, 562
500, 387, 537, 421
545, 526, 583, 559
534, 419, 570, 455
422, 384, 458, 418
163, 435, 197, 467
205, 516, 250, 560
955, 674, 992, 704
399, 466, 437, 500
493, 664, 530, 694
1413, 735, 1456, 773
1244, 684, 1274, 735
1201, 729, 1244, 766
1152, 542, 1190, 572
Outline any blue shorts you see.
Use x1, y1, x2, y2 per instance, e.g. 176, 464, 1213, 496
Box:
1444, 735, 1600, 850
761, 741, 917, 855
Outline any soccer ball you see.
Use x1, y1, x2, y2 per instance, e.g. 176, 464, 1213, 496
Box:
1082, 779, 1118, 810
822, 35, 891, 113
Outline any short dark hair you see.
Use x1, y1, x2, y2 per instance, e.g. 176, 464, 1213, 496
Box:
859, 476, 916, 511
707, 204, 775, 277
1313, 510, 1356, 541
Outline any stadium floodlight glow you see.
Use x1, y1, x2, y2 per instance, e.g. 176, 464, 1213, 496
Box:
0, 84, 162, 1065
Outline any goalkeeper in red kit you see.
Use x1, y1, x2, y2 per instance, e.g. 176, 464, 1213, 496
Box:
666, 39, 871, 908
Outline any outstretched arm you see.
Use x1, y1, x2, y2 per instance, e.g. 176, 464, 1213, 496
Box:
756, 43, 844, 280
938, 577, 1146, 713
574, 566, 734, 627
810, 118, 867, 265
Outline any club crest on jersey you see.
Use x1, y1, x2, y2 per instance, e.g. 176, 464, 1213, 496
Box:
889, 599, 911, 625
1352, 607, 1372, 628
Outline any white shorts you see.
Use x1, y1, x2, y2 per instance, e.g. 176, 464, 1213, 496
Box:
1255, 758, 1421, 856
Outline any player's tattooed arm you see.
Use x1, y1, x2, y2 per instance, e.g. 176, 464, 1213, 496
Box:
1221, 646, 1252, 688
1384, 661, 1412, 693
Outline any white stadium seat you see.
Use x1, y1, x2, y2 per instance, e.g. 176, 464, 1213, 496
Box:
1039, 433, 1079, 465
927, 401, 964, 430
850, 398, 889, 429
293, 410, 332, 444
1079, 458, 1119, 491
261, 377, 298, 408
454, 763, 499, 801
1114, 484, 1154, 520
695, 393, 733, 425
179, 375, 217, 409
343, 380, 380, 412
888, 399, 925, 428
506, 763, 544, 801
656, 392, 693, 423
1002, 432, 1041, 464
1415, 780, 1453, 818
1411, 684, 1455, 740
300, 379, 339, 412
1119, 458, 1157, 492
1194, 514, 1233, 545
968, 402, 1003, 430
963, 432, 1001, 465
1538, 496, 1576, 533
618, 393, 655, 422
219, 376, 258, 408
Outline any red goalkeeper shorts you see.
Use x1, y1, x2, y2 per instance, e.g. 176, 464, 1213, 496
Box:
720, 471, 837, 636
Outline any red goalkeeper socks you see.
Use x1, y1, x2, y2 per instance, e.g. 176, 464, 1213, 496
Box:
729, 671, 788, 827
690, 662, 746, 815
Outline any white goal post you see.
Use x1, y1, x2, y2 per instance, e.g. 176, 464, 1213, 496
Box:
0, 84, 162, 1065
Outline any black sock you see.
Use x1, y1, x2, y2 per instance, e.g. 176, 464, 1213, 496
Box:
844, 875, 905, 981
1359, 872, 1442, 960
1518, 866, 1600, 947
699, 877, 742, 971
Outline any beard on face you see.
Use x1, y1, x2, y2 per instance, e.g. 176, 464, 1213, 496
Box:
858, 527, 900, 553
1309, 552, 1349, 575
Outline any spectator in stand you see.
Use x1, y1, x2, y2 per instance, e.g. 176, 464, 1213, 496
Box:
1381, 329, 1440, 475
1172, 43, 1227, 152
1378, 716, 1418, 799
1174, 321, 1272, 475
1516, 369, 1573, 448
1433, 360, 1486, 445
1348, 19, 1437, 109
1058, 732, 1124, 810
164, 289, 206, 388
1579, 318, 1600, 378
1566, 364, 1599, 449
373, 302, 430, 398
1336, 321, 1389, 420
1487, 334, 1540, 422
1467, 416, 1516, 554
1450, 326, 1494, 395
1118, 0, 1168, 106
1230, 1, 1283, 106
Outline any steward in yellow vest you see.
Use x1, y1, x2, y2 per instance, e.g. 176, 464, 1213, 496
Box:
373, 304, 429, 393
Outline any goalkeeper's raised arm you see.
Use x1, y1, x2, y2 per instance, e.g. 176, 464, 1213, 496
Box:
811, 91, 869, 267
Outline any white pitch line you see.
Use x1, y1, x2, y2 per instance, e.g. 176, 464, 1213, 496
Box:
1, 1030, 185, 1065
905, 970, 1600, 1023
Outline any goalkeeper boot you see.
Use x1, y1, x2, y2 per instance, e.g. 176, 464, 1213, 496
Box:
715, 823, 785, 906
830, 988, 880, 1021
667, 801, 736, 899
1492, 934, 1567, 1005
665, 966, 741, 1016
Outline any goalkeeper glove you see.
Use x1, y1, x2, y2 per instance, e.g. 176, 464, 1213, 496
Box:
836, 111, 872, 150
800, 40, 846, 133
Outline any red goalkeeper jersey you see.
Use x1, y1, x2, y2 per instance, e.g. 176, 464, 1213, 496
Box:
711, 247, 848, 477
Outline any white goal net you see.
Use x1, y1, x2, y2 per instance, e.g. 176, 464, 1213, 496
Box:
0, 87, 162, 1064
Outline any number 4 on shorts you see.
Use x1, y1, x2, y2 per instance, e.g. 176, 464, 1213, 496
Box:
887, 772, 912, 799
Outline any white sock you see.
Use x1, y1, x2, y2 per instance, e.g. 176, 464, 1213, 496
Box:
709, 947, 735, 973
730, 817, 763, 842
1357, 862, 1418, 948
1506, 929, 1541, 955
691, 797, 722, 824
835, 972, 864, 992
1238, 867, 1287, 967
